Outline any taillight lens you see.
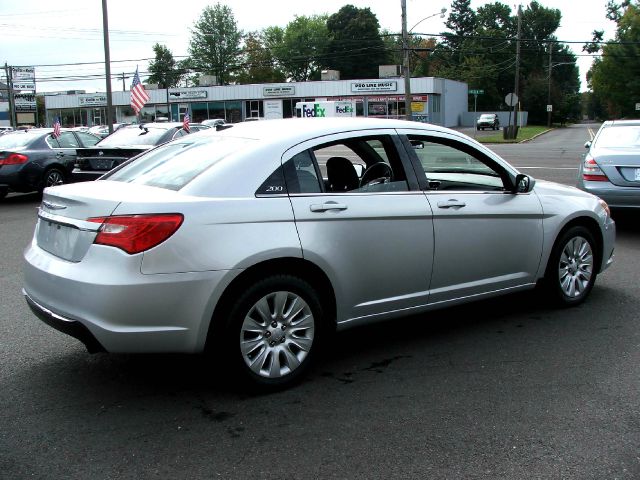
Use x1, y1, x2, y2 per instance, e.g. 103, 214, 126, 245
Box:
0, 153, 29, 165
582, 157, 608, 182
88, 214, 184, 254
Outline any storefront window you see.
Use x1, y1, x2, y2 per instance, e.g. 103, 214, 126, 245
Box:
191, 102, 208, 123
367, 101, 387, 118
209, 102, 225, 121
226, 101, 242, 123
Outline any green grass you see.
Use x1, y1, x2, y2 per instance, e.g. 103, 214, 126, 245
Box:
478, 125, 551, 144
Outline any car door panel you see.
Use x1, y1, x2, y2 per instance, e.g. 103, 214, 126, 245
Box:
397, 129, 544, 304
283, 130, 435, 325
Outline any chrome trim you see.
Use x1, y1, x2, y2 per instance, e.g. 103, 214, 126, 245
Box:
23, 289, 76, 324
37, 209, 101, 232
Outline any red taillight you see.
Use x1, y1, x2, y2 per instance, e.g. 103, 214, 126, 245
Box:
582, 157, 608, 182
88, 214, 184, 254
0, 153, 29, 165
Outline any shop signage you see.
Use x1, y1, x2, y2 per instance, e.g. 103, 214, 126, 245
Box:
12, 66, 36, 91
168, 90, 208, 101
14, 92, 36, 111
13, 82, 36, 91
263, 86, 295, 97
351, 81, 397, 93
79, 94, 107, 106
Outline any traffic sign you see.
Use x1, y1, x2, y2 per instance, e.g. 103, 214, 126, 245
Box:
469, 89, 484, 95
636, 103, 640, 111
546, 105, 553, 112
505, 93, 518, 107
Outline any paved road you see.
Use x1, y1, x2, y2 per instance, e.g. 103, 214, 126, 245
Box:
2, 126, 640, 479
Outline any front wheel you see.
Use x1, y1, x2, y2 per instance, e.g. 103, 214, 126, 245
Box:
544, 226, 598, 306
226, 275, 322, 389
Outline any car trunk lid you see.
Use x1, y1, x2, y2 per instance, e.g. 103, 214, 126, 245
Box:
593, 148, 640, 187
35, 180, 180, 262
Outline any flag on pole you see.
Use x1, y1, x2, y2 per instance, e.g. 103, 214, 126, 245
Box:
130, 66, 149, 115
183, 112, 190, 132
52, 117, 61, 138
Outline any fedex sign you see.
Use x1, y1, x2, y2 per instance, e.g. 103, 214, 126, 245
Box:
295, 101, 356, 118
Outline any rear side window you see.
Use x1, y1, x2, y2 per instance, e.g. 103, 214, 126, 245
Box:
104, 136, 255, 191
283, 151, 322, 194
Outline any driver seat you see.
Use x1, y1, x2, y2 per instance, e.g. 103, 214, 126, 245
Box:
326, 157, 359, 192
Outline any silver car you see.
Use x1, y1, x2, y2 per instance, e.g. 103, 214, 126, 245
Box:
23, 118, 615, 389
577, 120, 640, 209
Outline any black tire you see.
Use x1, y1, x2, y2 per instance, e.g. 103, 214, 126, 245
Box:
0, 187, 7, 200
41, 167, 66, 191
224, 275, 323, 390
544, 226, 598, 307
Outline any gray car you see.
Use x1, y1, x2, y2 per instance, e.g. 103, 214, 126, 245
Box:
577, 120, 640, 209
23, 118, 615, 389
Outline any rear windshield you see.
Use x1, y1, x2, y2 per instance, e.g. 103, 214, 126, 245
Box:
595, 125, 640, 148
97, 126, 171, 147
103, 135, 255, 190
0, 132, 40, 149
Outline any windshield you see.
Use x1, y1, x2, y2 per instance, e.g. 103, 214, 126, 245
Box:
595, 125, 640, 148
104, 135, 256, 190
97, 126, 171, 147
479, 115, 494, 120
0, 132, 40, 149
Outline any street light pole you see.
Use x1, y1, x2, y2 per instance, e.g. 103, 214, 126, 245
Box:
102, 0, 114, 135
547, 42, 552, 128
401, 0, 412, 121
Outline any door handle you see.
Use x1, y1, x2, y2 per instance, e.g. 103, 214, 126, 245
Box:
437, 199, 466, 209
310, 202, 348, 212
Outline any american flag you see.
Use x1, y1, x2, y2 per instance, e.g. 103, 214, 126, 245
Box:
130, 66, 149, 114
52, 117, 61, 138
183, 112, 190, 132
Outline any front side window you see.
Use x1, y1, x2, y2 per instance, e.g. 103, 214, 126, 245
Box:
408, 135, 506, 191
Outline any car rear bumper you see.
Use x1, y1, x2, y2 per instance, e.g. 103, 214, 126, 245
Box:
579, 181, 640, 209
24, 290, 106, 353
23, 240, 235, 354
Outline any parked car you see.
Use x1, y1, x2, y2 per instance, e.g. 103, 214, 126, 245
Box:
577, 119, 640, 209
23, 118, 615, 389
0, 128, 101, 199
477, 113, 500, 130
201, 119, 226, 127
0, 126, 14, 135
73, 122, 210, 181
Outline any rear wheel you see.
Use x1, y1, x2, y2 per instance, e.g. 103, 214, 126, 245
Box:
42, 168, 66, 191
225, 275, 322, 389
544, 226, 598, 306
0, 187, 7, 200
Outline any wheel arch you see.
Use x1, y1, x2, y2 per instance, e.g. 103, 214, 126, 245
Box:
551, 215, 604, 274
205, 257, 336, 351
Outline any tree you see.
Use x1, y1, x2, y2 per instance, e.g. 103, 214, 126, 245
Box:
587, 1, 640, 118
147, 43, 183, 89
188, 3, 243, 85
265, 15, 330, 81
325, 5, 389, 79
235, 32, 286, 84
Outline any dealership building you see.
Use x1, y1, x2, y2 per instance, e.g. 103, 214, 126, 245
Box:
43, 76, 468, 128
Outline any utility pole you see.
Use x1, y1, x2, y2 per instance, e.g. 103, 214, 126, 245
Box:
401, 0, 412, 121
511, 5, 522, 138
547, 41, 552, 128
120, 72, 129, 92
102, 0, 114, 134
5, 63, 17, 128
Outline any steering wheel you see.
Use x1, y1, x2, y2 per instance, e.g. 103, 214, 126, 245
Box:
359, 162, 393, 187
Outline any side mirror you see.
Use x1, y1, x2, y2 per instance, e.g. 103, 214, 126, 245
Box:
584, 141, 592, 149
515, 173, 535, 193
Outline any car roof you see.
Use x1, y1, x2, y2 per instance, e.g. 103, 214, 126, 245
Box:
602, 119, 640, 127
206, 117, 455, 146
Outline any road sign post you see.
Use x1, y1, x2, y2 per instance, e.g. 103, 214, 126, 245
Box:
470, 89, 484, 138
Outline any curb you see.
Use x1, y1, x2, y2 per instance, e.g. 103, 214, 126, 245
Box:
518, 128, 553, 143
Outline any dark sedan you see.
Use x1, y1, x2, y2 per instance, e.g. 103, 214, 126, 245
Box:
72, 122, 210, 181
0, 129, 101, 199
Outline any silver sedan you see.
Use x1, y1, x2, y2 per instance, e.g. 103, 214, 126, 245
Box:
577, 119, 640, 209
23, 118, 616, 389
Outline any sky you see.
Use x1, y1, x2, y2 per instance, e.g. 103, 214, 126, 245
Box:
0, 0, 618, 93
